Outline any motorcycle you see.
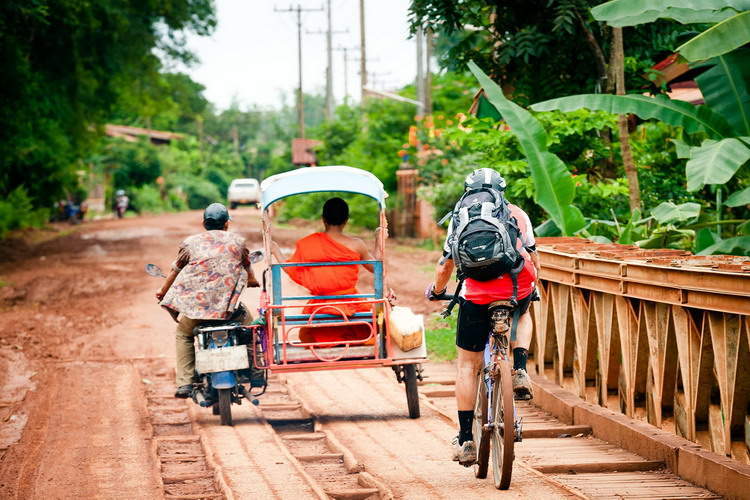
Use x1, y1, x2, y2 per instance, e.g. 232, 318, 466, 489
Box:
115, 194, 129, 219
146, 251, 267, 426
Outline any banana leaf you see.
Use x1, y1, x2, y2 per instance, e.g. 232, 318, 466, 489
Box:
686, 138, 750, 191
670, 138, 692, 159
468, 61, 585, 236
694, 228, 721, 253
695, 49, 750, 136
591, 0, 750, 26
726, 187, 750, 207
678, 11, 750, 61
607, 8, 737, 27
696, 235, 750, 255
531, 94, 734, 139
651, 201, 701, 225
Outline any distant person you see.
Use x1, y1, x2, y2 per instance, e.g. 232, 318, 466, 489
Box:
271, 197, 380, 344
156, 203, 260, 398
426, 168, 540, 466
115, 189, 129, 218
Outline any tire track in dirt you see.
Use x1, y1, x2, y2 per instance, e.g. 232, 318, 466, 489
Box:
135, 359, 225, 500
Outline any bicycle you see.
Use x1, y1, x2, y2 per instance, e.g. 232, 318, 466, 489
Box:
438, 292, 523, 490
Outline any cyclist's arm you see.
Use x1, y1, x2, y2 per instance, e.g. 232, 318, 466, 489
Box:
528, 247, 540, 278
433, 257, 454, 294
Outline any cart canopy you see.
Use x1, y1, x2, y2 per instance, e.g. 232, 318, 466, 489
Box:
260, 166, 387, 210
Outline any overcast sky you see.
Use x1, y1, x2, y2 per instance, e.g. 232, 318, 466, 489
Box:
179, 0, 420, 110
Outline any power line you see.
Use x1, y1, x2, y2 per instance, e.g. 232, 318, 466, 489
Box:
307, 0, 348, 121
334, 46, 358, 104
274, 4, 324, 138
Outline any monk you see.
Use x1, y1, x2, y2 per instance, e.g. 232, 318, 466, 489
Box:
271, 197, 381, 344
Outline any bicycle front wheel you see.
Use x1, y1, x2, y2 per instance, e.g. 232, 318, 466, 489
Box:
490, 358, 515, 489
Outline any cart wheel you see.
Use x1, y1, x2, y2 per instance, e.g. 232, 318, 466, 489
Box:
403, 364, 420, 419
218, 389, 233, 426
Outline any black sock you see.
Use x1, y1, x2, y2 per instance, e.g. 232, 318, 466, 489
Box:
513, 347, 528, 372
457, 410, 474, 444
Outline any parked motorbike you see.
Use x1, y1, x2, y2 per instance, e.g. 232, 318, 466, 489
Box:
145, 250, 267, 426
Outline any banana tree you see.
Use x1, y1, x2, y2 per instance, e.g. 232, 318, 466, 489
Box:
530, 1, 750, 254
467, 61, 586, 236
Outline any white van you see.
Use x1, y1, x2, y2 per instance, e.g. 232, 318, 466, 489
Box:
227, 178, 260, 209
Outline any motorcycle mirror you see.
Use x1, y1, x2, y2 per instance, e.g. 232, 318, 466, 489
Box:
145, 263, 166, 278
249, 250, 265, 264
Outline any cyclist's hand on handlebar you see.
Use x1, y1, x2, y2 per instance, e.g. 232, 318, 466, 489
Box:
425, 283, 447, 301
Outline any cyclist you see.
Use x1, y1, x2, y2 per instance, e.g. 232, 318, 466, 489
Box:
426, 168, 540, 466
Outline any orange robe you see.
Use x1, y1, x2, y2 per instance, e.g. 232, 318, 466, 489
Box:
285, 233, 372, 344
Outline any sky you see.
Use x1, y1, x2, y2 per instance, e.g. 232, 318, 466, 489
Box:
179, 0, 420, 110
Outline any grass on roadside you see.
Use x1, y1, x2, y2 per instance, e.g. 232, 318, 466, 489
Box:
425, 312, 457, 361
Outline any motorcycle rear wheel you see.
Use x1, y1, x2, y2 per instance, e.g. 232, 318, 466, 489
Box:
218, 389, 233, 426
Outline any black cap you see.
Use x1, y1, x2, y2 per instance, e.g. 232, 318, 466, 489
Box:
203, 203, 230, 230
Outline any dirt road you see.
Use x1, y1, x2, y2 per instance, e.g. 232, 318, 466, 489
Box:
0, 209, 570, 499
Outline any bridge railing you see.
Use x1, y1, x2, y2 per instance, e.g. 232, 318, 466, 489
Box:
531, 237, 750, 464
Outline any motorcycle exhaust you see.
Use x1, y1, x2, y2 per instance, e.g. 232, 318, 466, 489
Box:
193, 389, 212, 408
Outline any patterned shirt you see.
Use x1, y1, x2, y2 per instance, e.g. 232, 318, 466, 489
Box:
160, 230, 250, 320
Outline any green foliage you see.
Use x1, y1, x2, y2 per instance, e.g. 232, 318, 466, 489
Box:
0, 187, 50, 237
276, 192, 381, 230
651, 201, 702, 224
409, 0, 691, 104
0, 0, 216, 210
469, 61, 585, 235
532, 94, 734, 139
696, 235, 750, 255
677, 10, 750, 61
696, 50, 750, 136
425, 313, 458, 361
726, 187, 750, 206
591, 0, 746, 27
685, 138, 750, 191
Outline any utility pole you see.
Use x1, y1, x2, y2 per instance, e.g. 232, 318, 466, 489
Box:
359, 0, 367, 102
275, 4, 323, 138
334, 46, 357, 104
307, 11, 347, 121
416, 28, 424, 115
424, 28, 433, 115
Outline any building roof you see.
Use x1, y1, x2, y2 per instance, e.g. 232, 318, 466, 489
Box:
104, 124, 183, 144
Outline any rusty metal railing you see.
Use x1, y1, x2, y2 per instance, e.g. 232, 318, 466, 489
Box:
531, 237, 750, 464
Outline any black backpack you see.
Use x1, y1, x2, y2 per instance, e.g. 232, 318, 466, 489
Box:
443, 187, 525, 304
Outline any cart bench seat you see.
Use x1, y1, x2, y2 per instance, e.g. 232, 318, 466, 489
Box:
281, 312, 375, 326
280, 343, 377, 363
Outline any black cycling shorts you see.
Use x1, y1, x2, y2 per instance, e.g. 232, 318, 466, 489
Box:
456, 294, 533, 352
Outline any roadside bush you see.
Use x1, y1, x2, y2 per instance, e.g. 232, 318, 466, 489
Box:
170, 175, 223, 209
276, 192, 381, 230
130, 185, 168, 214
0, 187, 49, 237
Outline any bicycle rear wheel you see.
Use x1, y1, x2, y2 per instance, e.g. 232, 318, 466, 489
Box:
490, 358, 515, 489
472, 371, 490, 478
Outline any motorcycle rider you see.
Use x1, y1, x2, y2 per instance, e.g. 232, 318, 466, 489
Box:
426, 168, 540, 466
115, 189, 129, 218
156, 203, 260, 398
